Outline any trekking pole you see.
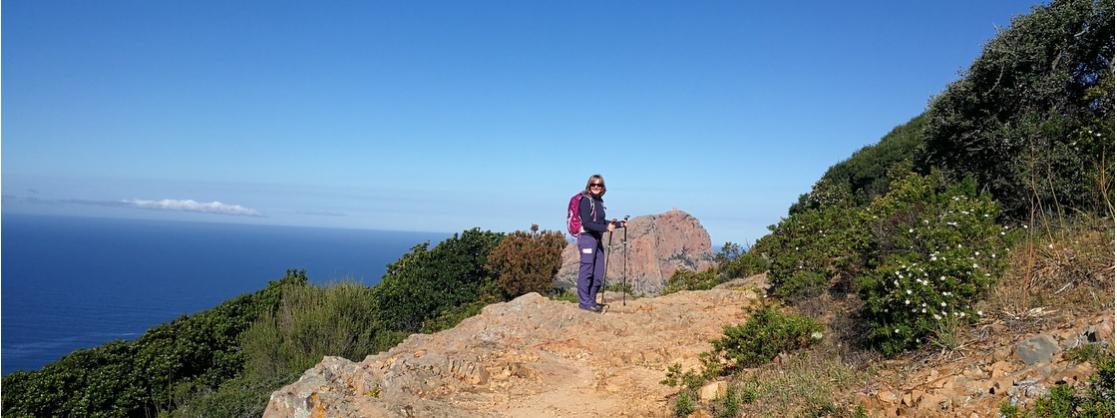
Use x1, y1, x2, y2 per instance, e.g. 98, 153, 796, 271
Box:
622, 215, 630, 306
599, 225, 615, 307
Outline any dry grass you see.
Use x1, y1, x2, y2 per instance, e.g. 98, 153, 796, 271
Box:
983, 214, 1114, 330
730, 349, 870, 418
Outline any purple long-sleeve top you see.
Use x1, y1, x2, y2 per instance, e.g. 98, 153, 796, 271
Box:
579, 193, 617, 239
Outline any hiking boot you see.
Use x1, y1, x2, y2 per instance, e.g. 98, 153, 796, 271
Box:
579, 305, 604, 313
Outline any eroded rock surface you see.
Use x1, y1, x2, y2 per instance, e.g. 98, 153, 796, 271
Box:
265, 287, 761, 418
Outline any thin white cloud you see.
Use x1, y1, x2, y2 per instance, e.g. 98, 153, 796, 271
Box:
123, 198, 262, 217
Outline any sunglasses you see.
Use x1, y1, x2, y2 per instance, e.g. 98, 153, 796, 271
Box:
590, 183, 605, 188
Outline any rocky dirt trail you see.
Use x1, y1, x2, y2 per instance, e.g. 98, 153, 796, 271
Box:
857, 309, 1113, 417
265, 286, 762, 418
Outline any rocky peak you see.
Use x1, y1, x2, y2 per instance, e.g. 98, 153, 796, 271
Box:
555, 209, 715, 295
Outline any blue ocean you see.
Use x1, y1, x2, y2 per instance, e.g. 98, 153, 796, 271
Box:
1, 214, 447, 375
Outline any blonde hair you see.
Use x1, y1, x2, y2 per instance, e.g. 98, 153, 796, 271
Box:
584, 174, 606, 197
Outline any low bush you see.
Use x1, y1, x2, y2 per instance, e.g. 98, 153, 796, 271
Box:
662, 268, 722, 295
1005, 350, 1114, 417
709, 304, 823, 369
486, 227, 567, 299
759, 201, 868, 301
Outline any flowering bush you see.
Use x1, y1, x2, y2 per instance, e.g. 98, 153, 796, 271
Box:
857, 171, 1015, 355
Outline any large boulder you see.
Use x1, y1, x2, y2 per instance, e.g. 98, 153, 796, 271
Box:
554, 209, 715, 295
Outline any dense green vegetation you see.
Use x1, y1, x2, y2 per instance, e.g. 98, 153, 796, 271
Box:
919, 0, 1114, 219
371, 228, 505, 333
1, 269, 306, 417
1, 226, 571, 417
670, 1, 1113, 414
745, 0, 1112, 354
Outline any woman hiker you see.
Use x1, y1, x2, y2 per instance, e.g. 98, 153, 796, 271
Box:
577, 174, 626, 313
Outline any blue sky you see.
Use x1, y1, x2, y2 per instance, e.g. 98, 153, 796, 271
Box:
3, 1, 1045, 245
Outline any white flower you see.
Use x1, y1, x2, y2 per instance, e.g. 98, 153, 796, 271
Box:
977, 310, 983, 316
940, 302, 946, 307
974, 251, 980, 256
908, 228, 914, 233
931, 255, 937, 261
893, 280, 899, 287
906, 289, 912, 295
904, 299, 911, 305
973, 263, 979, 269
894, 328, 900, 334
921, 308, 927, 313
811, 331, 823, 340
933, 314, 941, 320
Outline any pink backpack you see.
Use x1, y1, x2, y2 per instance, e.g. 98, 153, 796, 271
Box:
566, 192, 596, 236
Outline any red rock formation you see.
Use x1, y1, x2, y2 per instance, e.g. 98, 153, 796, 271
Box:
554, 209, 715, 295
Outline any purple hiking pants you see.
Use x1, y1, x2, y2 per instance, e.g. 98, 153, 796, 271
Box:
576, 233, 606, 308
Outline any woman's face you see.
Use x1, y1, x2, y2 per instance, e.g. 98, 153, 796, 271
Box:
589, 179, 605, 196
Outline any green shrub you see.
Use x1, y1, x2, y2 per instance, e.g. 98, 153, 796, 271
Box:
167, 373, 295, 418
673, 390, 696, 418
718, 245, 769, 281
419, 301, 486, 333
486, 228, 567, 299
709, 304, 823, 369
712, 383, 742, 418
240, 282, 382, 383
1081, 353, 1115, 417
1009, 350, 1114, 417
662, 268, 722, 295
857, 171, 1013, 355
372, 229, 504, 333
1000, 401, 1021, 418
760, 202, 868, 301
1033, 383, 1078, 417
